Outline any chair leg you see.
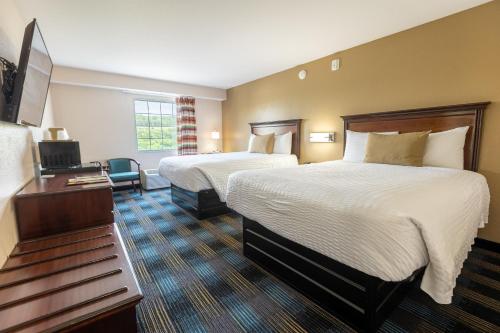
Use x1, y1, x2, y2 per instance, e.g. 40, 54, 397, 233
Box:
132, 180, 136, 192
139, 181, 143, 195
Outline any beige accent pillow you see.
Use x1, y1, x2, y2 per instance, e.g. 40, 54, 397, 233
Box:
248, 133, 275, 154
364, 131, 430, 167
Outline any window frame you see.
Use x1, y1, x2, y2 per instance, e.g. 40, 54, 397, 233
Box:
134, 99, 177, 152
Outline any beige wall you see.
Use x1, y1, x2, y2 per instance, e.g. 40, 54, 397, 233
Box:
0, 0, 55, 265
51, 66, 227, 101
222, 1, 500, 243
51, 84, 222, 169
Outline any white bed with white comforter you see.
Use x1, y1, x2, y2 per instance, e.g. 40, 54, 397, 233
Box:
158, 152, 298, 201
226, 160, 490, 304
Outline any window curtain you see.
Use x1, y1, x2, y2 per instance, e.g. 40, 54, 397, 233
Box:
176, 96, 197, 155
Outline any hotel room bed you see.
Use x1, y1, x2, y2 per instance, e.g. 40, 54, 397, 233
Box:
226, 102, 490, 332
159, 119, 302, 219
158, 152, 298, 200
227, 160, 489, 300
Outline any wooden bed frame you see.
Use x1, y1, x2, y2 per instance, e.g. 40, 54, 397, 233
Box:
171, 119, 302, 219
242, 102, 489, 332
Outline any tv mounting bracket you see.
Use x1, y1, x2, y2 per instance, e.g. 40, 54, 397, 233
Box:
0, 57, 17, 105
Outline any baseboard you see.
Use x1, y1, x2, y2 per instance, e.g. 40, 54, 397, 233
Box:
475, 238, 500, 253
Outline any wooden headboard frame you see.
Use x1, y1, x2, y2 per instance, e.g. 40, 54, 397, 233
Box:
249, 119, 302, 158
341, 102, 490, 171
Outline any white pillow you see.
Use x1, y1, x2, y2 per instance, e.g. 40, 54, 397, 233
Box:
423, 126, 469, 169
248, 133, 274, 153
248, 134, 256, 152
273, 132, 292, 154
343, 130, 398, 162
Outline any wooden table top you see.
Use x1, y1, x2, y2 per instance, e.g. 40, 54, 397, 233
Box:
0, 224, 143, 333
16, 172, 112, 198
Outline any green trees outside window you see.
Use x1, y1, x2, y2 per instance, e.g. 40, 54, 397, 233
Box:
135, 100, 177, 151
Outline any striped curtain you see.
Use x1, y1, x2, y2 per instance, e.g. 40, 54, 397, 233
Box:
176, 96, 197, 155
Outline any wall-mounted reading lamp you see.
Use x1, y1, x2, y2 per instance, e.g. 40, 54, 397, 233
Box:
309, 132, 335, 143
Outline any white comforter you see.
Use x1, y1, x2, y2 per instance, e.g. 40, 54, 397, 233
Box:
226, 160, 490, 304
158, 152, 298, 201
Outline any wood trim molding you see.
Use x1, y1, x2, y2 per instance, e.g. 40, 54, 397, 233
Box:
0, 255, 118, 289
7, 287, 129, 333
0, 269, 123, 310
10, 233, 113, 257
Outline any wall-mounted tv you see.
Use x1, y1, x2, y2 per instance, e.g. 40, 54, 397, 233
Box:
4, 19, 53, 127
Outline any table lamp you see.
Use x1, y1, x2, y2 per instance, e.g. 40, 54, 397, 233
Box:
211, 131, 221, 152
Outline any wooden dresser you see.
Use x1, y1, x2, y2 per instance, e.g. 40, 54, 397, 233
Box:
2, 172, 143, 332
15, 172, 114, 241
0, 224, 143, 333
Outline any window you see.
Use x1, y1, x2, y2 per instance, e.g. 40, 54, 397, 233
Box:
135, 100, 177, 151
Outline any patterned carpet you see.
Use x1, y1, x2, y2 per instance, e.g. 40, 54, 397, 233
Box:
113, 189, 500, 333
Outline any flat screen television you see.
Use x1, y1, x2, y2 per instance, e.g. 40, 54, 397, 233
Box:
8, 19, 53, 127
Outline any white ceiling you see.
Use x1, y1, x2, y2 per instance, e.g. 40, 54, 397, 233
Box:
14, 0, 490, 89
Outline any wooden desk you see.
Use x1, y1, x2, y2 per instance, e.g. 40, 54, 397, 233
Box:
0, 224, 143, 333
15, 172, 114, 241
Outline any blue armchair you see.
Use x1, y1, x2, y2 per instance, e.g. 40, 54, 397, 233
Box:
107, 158, 142, 195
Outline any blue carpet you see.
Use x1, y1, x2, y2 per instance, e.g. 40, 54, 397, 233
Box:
114, 189, 500, 333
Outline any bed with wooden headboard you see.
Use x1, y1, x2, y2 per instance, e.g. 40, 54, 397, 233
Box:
342, 102, 489, 171
167, 118, 302, 219
235, 102, 490, 333
250, 119, 302, 159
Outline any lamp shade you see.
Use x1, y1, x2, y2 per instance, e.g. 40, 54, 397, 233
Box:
309, 132, 335, 143
46, 127, 70, 140
210, 131, 220, 140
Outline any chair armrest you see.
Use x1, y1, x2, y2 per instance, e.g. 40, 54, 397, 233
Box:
129, 159, 141, 173
129, 158, 141, 167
